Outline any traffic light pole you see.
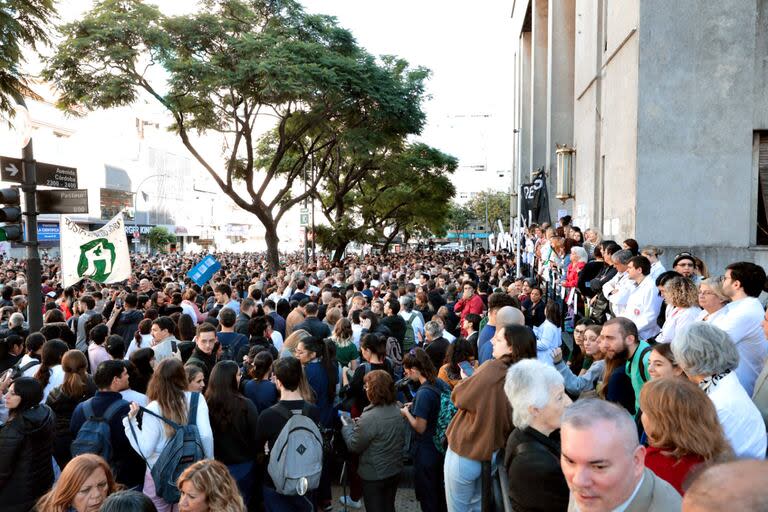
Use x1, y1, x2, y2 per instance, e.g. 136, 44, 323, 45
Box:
18, 101, 42, 333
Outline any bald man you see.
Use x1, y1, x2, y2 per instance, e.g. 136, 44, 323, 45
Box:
478, 306, 525, 363
683, 460, 768, 511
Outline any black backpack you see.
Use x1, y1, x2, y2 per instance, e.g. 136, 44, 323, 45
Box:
10, 359, 40, 380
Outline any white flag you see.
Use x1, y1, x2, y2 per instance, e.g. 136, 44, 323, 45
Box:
60, 213, 132, 288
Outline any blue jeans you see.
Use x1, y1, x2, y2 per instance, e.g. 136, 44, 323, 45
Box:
444, 448, 482, 512
228, 461, 254, 505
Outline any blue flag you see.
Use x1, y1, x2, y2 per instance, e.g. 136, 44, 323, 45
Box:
187, 255, 222, 286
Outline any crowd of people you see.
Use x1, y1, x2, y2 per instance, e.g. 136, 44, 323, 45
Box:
0, 224, 768, 512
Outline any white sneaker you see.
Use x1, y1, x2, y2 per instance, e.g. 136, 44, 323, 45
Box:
339, 495, 362, 509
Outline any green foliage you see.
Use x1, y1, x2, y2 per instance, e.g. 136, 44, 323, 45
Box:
465, 190, 511, 231
446, 203, 472, 232
147, 226, 176, 253
0, 0, 57, 114
43, 0, 432, 270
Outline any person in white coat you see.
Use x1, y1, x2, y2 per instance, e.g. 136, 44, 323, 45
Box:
656, 276, 701, 344
641, 246, 667, 281
712, 262, 768, 396
123, 358, 214, 512
620, 256, 663, 341
534, 302, 562, 365
602, 250, 635, 317
672, 322, 767, 459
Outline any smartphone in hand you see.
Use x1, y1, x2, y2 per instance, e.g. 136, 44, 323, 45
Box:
458, 361, 475, 377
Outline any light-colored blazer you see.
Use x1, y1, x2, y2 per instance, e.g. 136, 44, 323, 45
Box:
568, 467, 681, 512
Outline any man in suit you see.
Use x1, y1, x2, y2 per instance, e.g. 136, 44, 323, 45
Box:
561, 399, 681, 512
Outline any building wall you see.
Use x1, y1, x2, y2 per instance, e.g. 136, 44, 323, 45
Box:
635, 0, 758, 248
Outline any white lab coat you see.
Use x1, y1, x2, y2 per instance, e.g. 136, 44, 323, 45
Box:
620, 276, 662, 340
534, 320, 561, 366
656, 306, 702, 344
711, 297, 768, 396
603, 272, 633, 317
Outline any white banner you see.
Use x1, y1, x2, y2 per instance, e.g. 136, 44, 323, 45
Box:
61, 213, 132, 288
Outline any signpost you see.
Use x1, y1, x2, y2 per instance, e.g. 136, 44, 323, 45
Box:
36, 189, 88, 214
0, 156, 78, 189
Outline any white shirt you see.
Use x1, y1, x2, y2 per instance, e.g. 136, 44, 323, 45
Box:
656, 306, 702, 344
649, 261, 666, 281
610, 473, 644, 512
351, 324, 362, 348
18, 354, 40, 378
711, 297, 768, 395
125, 334, 153, 360
443, 330, 456, 344
620, 276, 662, 340
271, 331, 284, 352
152, 337, 181, 363
696, 307, 727, 324
180, 302, 198, 325
41, 365, 65, 403
123, 391, 214, 467
121, 389, 148, 407
706, 371, 767, 458
534, 320, 561, 365
604, 272, 633, 317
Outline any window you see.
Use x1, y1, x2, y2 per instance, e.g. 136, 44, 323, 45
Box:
756, 132, 768, 245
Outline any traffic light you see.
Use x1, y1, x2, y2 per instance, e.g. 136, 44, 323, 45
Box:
0, 188, 22, 242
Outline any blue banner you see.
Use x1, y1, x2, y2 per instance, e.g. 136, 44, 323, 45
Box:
187, 255, 222, 286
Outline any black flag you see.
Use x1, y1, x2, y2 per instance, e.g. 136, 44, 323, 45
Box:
521, 172, 551, 225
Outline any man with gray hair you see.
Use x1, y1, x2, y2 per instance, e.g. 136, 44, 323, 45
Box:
602, 249, 634, 317
423, 320, 449, 370
560, 399, 681, 511
478, 305, 525, 363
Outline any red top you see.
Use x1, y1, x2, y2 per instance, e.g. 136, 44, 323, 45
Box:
644, 447, 704, 495
454, 294, 485, 336
564, 261, 586, 288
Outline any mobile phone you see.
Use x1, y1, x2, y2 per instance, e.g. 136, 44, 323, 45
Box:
338, 410, 353, 425
458, 361, 475, 377
115, 298, 123, 309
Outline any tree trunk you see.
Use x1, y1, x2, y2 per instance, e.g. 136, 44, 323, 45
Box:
264, 222, 281, 272
332, 240, 349, 262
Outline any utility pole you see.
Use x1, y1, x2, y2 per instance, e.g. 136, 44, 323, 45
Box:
17, 98, 42, 332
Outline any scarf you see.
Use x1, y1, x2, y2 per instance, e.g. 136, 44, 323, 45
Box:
698, 369, 731, 394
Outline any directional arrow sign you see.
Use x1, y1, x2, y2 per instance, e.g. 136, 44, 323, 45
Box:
0, 156, 23, 184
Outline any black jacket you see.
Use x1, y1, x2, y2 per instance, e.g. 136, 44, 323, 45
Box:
114, 309, 145, 345
381, 315, 407, 345
295, 316, 332, 340
504, 427, 569, 512
234, 312, 251, 336
0, 404, 55, 512
424, 337, 450, 370
46, 379, 97, 468
185, 347, 219, 384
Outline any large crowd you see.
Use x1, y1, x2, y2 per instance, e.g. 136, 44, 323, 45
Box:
1, 218, 768, 512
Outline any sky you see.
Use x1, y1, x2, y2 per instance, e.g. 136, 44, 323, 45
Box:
52, 0, 517, 175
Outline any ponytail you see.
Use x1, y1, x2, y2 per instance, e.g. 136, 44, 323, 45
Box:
403, 347, 437, 384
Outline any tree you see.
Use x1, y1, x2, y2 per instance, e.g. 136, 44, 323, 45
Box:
314, 142, 456, 257
44, 0, 424, 271
0, 0, 55, 114
465, 190, 511, 231
446, 202, 472, 232
147, 226, 175, 253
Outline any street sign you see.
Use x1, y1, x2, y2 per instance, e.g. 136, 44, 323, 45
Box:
37, 162, 78, 189
0, 156, 22, 184
300, 213, 309, 226
36, 189, 88, 214
0, 156, 78, 189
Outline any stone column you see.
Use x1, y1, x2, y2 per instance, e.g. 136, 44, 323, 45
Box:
529, 0, 549, 176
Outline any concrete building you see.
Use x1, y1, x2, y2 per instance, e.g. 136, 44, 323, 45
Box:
511, 0, 768, 271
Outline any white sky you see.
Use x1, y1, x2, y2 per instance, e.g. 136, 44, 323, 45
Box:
52, 0, 516, 175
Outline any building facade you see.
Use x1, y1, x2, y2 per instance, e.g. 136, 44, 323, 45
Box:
511, 0, 768, 271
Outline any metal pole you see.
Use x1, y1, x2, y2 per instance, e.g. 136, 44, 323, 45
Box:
303, 166, 308, 265
17, 99, 41, 332
311, 166, 316, 262
516, 184, 523, 278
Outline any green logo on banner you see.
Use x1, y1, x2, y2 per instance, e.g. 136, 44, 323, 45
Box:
77, 238, 116, 283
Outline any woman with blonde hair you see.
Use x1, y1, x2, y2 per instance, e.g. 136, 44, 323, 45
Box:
177, 459, 245, 512
35, 453, 120, 512
640, 378, 733, 494
656, 276, 701, 343
641, 245, 666, 280
696, 276, 730, 323
46, 350, 96, 469
123, 358, 214, 512
281, 329, 311, 358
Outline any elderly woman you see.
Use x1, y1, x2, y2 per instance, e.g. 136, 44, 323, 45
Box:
582, 228, 602, 259
696, 277, 730, 322
671, 322, 766, 458
563, 246, 587, 289
503, 359, 571, 511
656, 277, 701, 344
342, 370, 404, 512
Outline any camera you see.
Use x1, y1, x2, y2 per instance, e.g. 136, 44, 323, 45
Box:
394, 377, 414, 402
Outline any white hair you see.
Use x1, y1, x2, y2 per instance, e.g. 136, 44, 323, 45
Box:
570, 246, 588, 262
504, 359, 564, 429
671, 322, 739, 376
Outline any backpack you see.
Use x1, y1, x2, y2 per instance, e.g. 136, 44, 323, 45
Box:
219, 333, 248, 362
636, 345, 653, 383
424, 384, 457, 455
128, 392, 205, 503
403, 313, 417, 352
71, 399, 127, 463
10, 359, 41, 380
267, 403, 324, 496
385, 336, 403, 376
